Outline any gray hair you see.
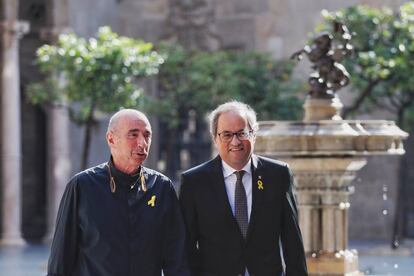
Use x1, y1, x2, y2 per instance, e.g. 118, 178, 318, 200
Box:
107, 109, 150, 134
208, 100, 258, 138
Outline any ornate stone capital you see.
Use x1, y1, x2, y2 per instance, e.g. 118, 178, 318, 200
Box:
0, 20, 29, 38
0, 20, 29, 48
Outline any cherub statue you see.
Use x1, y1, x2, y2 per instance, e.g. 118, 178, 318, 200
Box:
291, 21, 353, 99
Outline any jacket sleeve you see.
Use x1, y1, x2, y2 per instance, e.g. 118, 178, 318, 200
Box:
280, 165, 308, 276
162, 180, 191, 276
47, 178, 79, 276
179, 174, 201, 275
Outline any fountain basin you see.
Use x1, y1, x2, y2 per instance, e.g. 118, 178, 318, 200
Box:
256, 120, 407, 156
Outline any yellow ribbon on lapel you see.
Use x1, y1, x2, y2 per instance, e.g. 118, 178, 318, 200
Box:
147, 195, 156, 207
257, 180, 264, 190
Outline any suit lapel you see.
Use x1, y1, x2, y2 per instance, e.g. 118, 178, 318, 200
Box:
209, 156, 238, 226
247, 155, 265, 240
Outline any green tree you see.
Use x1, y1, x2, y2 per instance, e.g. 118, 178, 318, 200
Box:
317, 3, 414, 129
231, 51, 303, 121
145, 43, 303, 178
27, 26, 163, 169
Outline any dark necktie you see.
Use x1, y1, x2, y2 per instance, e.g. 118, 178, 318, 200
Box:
234, 170, 248, 238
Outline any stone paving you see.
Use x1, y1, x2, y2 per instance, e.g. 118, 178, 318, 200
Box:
350, 240, 414, 275
0, 244, 48, 276
0, 240, 413, 275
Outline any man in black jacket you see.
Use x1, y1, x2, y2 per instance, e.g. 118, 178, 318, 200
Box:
47, 109, 189, 276
179, 101, 307, 276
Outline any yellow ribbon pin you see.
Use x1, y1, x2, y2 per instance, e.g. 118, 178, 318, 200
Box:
147, 195, 156, 207
257, 180, 264, 190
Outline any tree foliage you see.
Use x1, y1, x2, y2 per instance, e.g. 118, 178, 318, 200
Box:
145, 43, 303, 178
317, 3, 414, 129
27, 26, 163, 168
147, 42, 303, 128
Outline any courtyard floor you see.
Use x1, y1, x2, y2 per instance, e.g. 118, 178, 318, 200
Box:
0, 240, 413, 275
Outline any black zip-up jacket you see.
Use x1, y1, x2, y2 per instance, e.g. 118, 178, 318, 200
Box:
47, 159, 189, 276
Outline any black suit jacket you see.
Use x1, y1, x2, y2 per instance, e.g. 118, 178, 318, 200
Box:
179, 155, 307, 276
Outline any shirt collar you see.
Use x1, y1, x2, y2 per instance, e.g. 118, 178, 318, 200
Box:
221, 158, 252, 178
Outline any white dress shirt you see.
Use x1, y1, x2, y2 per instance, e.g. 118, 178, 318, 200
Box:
222, 159, 252, 221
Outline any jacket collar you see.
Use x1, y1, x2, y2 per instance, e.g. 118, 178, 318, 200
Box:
108, 157, 141, 188
107, 157, 156, 193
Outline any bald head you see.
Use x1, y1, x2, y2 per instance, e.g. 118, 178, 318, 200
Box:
106, 109, 152, 174
107, 109, 151, 135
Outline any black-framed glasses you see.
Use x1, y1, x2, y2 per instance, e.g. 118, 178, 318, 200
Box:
217, 130, 254, 142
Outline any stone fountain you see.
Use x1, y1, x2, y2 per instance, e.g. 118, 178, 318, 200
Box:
255, 22, 408, 276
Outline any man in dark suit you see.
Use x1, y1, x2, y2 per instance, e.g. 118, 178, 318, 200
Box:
179, 101, 307, 276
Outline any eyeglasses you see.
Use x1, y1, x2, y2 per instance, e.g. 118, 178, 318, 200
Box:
217, 130, 254, 142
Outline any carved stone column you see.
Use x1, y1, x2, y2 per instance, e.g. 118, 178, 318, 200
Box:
39, 26, 72, 243
288, 158, 366, 275
43, 105, 71, 242
0, 17, 29, 245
